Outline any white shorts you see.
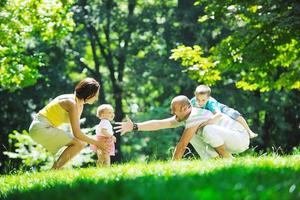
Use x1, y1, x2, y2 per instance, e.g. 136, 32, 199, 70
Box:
201, 124, 250, 153
190, 134, 219, 160
191, 124, 250, 159
28, 114, 73, 154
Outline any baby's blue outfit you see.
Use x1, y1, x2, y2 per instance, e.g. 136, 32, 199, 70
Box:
190, 97, 241, 120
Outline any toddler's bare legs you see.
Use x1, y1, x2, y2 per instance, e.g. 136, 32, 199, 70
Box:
236, 116, 258, 139
96, 149, 111, 167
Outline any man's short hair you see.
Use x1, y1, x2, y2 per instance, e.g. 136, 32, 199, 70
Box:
194, 85, 211, 96
171, 95, 191, 110
97, 104, 113, 117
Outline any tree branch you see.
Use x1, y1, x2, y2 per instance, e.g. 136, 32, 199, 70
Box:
66, 41, 95, 75
101, 0, 115, 81
117, 0, 136, 82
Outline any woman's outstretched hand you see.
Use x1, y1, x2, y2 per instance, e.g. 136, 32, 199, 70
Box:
95, 140, 110, 154
114, 116, 133, 135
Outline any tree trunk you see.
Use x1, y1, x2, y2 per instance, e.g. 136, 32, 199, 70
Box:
93, 70, 106, 103
253, 91, 261, 132
261, 112, 272, 150
111, 82, 124, 163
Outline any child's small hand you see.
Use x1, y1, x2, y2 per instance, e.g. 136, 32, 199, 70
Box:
198, 120, 209, 129
96, 141, 109, 153
112, 135, 117, 143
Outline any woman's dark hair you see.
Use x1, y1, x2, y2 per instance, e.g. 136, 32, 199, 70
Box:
75, 78, 100, 101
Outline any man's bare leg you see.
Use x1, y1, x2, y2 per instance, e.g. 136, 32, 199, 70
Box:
214, 144, 233, 158
52, 138, 86, 169
236, 116, 258, 139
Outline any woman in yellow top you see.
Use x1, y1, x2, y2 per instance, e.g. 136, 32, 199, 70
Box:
29, 77, 108, 169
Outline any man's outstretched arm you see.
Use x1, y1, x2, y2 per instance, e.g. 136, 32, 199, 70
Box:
114, 116, 180, 135
172, 126, 198, 160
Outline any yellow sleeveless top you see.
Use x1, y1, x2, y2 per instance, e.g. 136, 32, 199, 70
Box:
39, 95, 75, 127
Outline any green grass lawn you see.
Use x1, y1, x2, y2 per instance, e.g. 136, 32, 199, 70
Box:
1, 156, 299, 200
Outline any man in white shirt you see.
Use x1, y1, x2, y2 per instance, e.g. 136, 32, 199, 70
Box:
115, 95, 250, 160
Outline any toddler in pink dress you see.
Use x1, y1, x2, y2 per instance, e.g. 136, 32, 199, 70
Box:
91, 104, 116, 166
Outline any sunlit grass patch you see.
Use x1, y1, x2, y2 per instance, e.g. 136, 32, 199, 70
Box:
1, 156, 299, 200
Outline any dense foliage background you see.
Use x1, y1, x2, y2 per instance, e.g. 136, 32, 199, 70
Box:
0, 0, 299, 172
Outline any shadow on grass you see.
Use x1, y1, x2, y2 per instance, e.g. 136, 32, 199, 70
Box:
2, 166, 300, 200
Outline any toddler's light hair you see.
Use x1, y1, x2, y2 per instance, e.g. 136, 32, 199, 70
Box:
194, 85, 211, 96
97, 104, 114, 117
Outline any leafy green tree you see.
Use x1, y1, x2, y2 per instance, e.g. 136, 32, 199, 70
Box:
66, 0, 201, 161
0, 0, 74, 90
170, 0, 300, 152
0, 44, 75, 172
171, 0, 300, 91
0, 0, 202, 169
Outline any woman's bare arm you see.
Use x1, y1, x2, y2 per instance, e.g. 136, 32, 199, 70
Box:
60, 99, 100, 146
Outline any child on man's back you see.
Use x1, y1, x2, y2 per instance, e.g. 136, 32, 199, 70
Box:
190, 85, 257, 139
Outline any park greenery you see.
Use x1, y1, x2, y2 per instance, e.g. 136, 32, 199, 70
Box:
1, 156, 300, 199
0, 0, 299, 181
